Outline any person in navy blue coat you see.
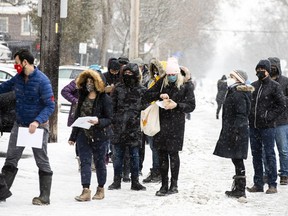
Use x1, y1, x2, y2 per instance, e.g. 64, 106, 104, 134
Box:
0, 49, 55, 205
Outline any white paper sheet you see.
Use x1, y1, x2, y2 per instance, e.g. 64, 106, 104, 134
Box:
16, 127, 44, 149
71, 116, 98, 129
155, 100, 165, 109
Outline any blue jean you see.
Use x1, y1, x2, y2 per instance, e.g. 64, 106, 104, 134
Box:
146, 136, 159, 170
113, 145, 140, 178
77, 131, 108, 187
250, 127, 277, 188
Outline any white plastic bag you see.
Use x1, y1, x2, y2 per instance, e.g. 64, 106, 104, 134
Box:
140, 103, 160, 136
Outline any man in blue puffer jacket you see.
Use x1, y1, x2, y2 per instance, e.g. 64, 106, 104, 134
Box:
0, 49, 55, 205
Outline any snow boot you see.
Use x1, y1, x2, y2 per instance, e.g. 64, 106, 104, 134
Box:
131, 176, 146, 191
142, 168, 153, 183
2, 165, 18, 190
225, 175, 246, 198
108, 176, 121, 190
92, 187, 104, 200
143, 168, 161, 183
156, 177, 169, 196
168, 178, 178, 194
75, 188, 91, 201
0, 174, 12, 202
32, 170, 53, 205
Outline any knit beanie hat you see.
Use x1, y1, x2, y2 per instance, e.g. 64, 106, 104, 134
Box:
122, 63, 140, 77
109, 59, 121, 70
166, 57, 180, 74
230, 70, 248, 84
255, 59, 271, 74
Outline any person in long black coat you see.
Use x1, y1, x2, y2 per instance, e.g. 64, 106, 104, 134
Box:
214, 70, 254, 198
216, 75, 228, 119
142, 57, 196, 196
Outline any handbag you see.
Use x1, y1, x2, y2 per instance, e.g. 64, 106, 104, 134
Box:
140, 80, 164, 136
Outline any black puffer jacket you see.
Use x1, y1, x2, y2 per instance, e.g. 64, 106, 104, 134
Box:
0, 91, 15, 135
268, 57, 288, 126
214, 84, 253, 159
249, 77, 286, 129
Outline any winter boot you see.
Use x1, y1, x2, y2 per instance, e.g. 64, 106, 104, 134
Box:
152, 168, 161, 182
2, 165, 18, 190
0, 174, 12, 202
131, 176, 146, 191
32, 170, 53, 205
156, 177, 169, 196
92, 187, 104, 200
280, 176, 288, 185
168, 178, 178, 194
75, 188, 91, 201
225, 175, 246, 198
108, 176, 121, 190
142, 168, 153, 183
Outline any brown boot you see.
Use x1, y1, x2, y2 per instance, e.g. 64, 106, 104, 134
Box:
75, 188, 91, 201
246, 184, 263, 193
280, 176, 288, 185
266, 186, 277, 194
92, 187, 104, 200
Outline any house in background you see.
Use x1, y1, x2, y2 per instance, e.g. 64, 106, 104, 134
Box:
0, 0, 38, 59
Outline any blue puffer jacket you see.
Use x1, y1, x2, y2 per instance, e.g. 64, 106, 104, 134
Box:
0, 67, 55, 126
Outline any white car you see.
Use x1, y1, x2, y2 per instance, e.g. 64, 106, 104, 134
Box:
0, 44, 12, 60
58, 65, 88, 112
0, 65, 17, 84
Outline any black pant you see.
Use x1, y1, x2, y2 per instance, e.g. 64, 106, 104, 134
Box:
158, 150, 180, 180
232, 158, 245, 176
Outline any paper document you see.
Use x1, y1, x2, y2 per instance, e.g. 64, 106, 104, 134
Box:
16, 127, 44, 149
71, 116, 98, 129
155, 100, 165, 109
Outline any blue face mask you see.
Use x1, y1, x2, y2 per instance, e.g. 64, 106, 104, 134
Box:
167, 75, 177, 83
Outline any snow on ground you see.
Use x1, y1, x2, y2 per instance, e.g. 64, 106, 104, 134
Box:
1, 79, 288, 216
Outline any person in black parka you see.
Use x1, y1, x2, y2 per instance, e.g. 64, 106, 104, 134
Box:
216, 75, 228, 119
214, 70, 254, 198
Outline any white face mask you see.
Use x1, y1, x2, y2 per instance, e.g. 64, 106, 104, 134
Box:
227, 77, 236, 87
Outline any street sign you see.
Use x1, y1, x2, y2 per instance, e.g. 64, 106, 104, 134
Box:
79, 43, 87, 54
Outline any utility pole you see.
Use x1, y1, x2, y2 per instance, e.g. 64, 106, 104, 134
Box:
39, 0, 61, 142
129, 0, 140, 60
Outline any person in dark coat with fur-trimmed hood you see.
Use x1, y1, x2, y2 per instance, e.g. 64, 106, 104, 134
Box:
142, 57, 196, 196
214, 70, 254, 198
68, 69, 113, 202
108, 63, 147, 191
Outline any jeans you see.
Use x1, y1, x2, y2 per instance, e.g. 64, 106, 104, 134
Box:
77, 131, 108, 187
146, 136, 160, 170
113, 145, 140, 178
250, 127, 277, 188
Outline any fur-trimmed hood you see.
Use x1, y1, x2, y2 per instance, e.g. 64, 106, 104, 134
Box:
236, 84, 255, 92
149, 58, 166, 78
76, 69, 105, 93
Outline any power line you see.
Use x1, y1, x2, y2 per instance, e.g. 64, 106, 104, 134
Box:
199, 28, 288, 33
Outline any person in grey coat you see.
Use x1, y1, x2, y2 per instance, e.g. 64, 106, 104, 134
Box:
214, 70, 254, 198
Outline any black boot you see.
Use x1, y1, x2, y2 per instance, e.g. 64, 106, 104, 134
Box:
225, 175, 246, 198
2, 165, 18, 190
131, 176, 146, 191
142, 168, 153, 183
108, 176, 121, 190
0, 174, 12, 201
168, 178, 178, 194
156, 177, 169, 196
32, 170, 53, 205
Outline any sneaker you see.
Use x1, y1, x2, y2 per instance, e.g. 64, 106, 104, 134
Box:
280, 176, 288, 185
246, 185, 264, 192
266, 186, 277, 194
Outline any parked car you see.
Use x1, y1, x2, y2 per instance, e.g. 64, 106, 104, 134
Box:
0, 65, 17, 84
58, 65, 88, 112
0, 44, 12, 60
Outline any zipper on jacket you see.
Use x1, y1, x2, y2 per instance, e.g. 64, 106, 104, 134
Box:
254, 84, 263, 128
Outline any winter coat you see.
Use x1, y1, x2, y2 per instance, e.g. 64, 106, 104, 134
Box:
216, 76, 227, 104
111, 82, 147, 147
268, 57, 288, 126
0, 91, 15, 135
249, 77, 286, 129
0, 67, 55, 126
142, 76, 196, 152
213, 84, 254, 159
69, 70, 113, 143
61, 79, 78, 126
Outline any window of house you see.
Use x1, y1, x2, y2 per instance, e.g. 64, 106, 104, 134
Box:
0, 17, 8, 32
21, 17, 35, 36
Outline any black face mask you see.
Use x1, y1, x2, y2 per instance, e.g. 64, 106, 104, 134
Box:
123, 74, 137, 87
270, 67, 278, 77
256, 71, 266, 80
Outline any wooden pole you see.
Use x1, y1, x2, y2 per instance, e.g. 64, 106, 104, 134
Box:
129, 0, 140, 60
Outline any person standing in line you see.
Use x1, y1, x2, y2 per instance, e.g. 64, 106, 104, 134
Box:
214, 70, 254, 198
216, 75, 228, 119
68, 69, 113, 201
265, 57, 288, 185
0, 49, 55, 205
247, 59, 286, 194
142, 57, 196, 196
108, 63, 146, 191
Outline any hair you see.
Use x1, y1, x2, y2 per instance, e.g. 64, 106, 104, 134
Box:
163, 73, 184, 89
14, 49, 34, 64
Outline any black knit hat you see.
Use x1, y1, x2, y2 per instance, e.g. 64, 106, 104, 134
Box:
255, 59, 271, 74
109, 59, 121, 70
122, 63, 140, 77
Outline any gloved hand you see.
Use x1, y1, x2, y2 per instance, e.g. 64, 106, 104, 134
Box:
164, 99, 177, 110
